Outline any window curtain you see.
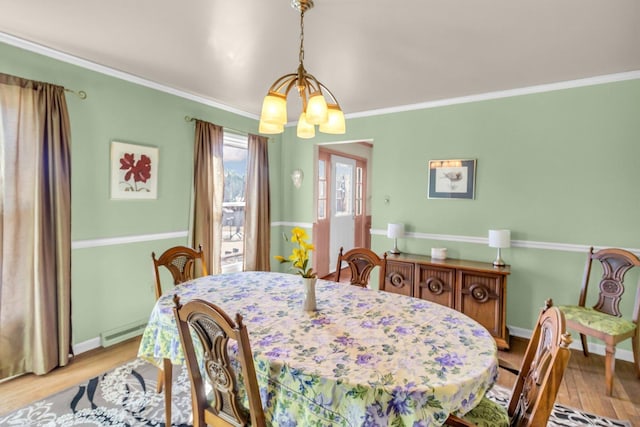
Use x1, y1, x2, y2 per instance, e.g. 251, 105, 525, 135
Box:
0, 73, 72, 379
243, 134, 271, 271
192, 120, 224, 274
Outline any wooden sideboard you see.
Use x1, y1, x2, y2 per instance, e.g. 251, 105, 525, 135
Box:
382, 252, 511, 350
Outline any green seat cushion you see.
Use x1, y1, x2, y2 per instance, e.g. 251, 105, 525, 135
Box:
559, 305, 636, 336
459, 395, 509, 427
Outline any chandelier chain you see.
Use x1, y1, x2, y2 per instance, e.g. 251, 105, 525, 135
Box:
299, 11, 305, 65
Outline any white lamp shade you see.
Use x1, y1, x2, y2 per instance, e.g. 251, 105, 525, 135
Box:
305, 92, 329, 125
296, 112, 315, 139
488, 229, 511, 248
258, 120, 284, 134
259, 92, 287, 125
387, 223, 405, 239
319, 104, 346, 134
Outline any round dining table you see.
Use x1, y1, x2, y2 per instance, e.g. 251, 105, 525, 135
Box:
138, 271, 498, 426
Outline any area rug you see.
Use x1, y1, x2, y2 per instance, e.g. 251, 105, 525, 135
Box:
0, 358, 631, 426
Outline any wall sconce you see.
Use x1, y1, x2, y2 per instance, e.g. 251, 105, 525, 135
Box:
387, 223, 405, 254
488, 229, 511, 266
291, 168, 304, 189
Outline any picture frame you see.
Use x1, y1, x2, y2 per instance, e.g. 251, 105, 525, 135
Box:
427, 159, 476, 199
110, 141, 158, 199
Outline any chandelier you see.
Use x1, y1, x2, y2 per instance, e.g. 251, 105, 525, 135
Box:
258, 0, 345, 138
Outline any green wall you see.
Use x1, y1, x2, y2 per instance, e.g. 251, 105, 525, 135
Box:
0, 41, 282, 343
2, 39, 639, 354
279, 79, 640, 352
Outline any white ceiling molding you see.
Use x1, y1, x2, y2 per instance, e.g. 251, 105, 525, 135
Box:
0, 31, 258, 120
2, 31, 638, 123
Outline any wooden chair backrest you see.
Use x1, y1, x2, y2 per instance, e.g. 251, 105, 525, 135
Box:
173, 296, 266, 427
508, 300, 572, 427
152, 245, 208, 299
335, 247, 387, 287
578, 247, 640, 320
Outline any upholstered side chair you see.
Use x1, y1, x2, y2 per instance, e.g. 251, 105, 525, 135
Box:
335, 246, 387, 288
173, 296, 266, 427
445, 299, 572, 427
558, 247, 640, 396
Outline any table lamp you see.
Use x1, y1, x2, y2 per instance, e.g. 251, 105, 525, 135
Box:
387, 223, 405, 254
488, 229, 510, 266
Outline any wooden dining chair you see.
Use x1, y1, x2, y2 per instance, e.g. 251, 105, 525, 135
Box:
152, 244, 208, 300
557, 247, 640, 396
335, 246, 387, 288
151, 244, 208, 424
173, 295, 266, 427
445, 299, 572, 427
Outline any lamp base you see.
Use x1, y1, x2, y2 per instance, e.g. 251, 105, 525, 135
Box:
389, 238, 400, 255
492, 248, 505, 267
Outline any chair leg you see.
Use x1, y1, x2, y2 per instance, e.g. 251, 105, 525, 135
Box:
156, 368, 164, 393
604, 345, 616, 396
580, 333, 590, 357
633, 331, 640, 379
162, 358, 173, 427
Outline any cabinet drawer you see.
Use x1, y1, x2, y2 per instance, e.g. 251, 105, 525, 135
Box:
383, 260, 414, 297
456, 271, 504, 340
415, 264, 455, 308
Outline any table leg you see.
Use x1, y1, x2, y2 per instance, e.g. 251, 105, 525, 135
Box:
163, 358, 173, 426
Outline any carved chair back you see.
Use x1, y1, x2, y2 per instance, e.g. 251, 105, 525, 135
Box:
508, 300, 572, 426
578, 247, 640, 317
173, 296, 266, 427
335, 247, 387, 287
152, 245, 208, 299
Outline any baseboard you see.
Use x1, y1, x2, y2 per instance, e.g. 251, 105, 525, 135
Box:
72, 337, 101, 355
509, 325, 634, 363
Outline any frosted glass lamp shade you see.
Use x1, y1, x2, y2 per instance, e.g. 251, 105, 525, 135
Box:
296, 112, 315, 139
319, 104, 346, 134
258, 120, 284, 134
305, 92, 328, 125
488, 230, 511, 248
259, 92, 287, 125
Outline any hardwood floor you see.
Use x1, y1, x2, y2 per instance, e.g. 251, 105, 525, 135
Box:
0, 336, 141, 417
1, 331, 638, 424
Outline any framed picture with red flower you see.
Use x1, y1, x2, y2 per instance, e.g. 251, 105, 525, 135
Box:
110, 141, 159, 199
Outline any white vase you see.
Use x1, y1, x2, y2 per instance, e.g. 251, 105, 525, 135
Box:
302, 277, 317, 312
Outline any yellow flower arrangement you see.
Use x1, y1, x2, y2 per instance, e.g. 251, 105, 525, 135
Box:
274, 227, 316, 278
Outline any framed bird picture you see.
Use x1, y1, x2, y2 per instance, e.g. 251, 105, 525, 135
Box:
427, 159, 476, 199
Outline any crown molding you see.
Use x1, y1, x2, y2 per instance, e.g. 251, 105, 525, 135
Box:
345, 70, 640, 119
0, 31, 258, 120
2, 32, 638, 122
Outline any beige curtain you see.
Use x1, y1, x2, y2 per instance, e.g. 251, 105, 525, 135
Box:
192, 120, 224, 274
243, 134, 271, 271
0, 73, 72, 379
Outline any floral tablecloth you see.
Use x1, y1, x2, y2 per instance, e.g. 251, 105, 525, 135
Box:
138, 271, 498, 426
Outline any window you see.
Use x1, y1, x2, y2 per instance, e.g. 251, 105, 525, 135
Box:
221, 131, 248, 272
317, 159, 327, 220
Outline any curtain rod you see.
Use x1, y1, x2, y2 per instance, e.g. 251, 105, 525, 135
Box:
64, 88, 87, 99
184, 115, 272, 141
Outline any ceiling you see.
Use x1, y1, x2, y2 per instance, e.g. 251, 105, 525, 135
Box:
1, 0, 639, 120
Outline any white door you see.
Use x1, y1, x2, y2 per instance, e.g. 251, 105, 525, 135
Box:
329, 155, 356, 272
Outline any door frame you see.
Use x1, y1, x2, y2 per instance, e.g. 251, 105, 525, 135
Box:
313, 145, 369, 277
